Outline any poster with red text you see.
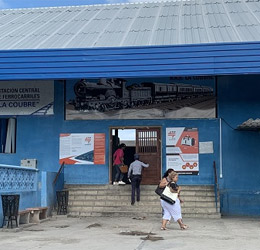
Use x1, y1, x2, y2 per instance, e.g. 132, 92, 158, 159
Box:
166, 127, 199, 175
59, 133, 105, 165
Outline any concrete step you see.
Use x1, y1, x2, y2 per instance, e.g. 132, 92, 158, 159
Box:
68, 200, 217, 208
68, 190, 216, 197
69, 195, 217, 202
68, 211, 221, 219
66, 185, 214, 192
68, 205, 218, 214
66, 184, 221, 219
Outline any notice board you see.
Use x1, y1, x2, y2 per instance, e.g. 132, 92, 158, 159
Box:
59, 133, 105, 165
166, 127, 199, 175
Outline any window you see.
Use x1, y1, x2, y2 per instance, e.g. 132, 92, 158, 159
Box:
0, 118, 16, 153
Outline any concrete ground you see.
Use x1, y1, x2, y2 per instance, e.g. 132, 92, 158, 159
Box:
0, 215, 259, 250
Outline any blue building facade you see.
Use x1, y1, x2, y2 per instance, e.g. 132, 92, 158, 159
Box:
0, 42, 260, 226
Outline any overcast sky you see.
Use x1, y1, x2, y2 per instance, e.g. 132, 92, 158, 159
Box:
0, 0, 159, 9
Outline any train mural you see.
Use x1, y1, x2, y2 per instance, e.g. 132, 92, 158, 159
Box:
71, 78, 214, 112
66, 77, 216, 120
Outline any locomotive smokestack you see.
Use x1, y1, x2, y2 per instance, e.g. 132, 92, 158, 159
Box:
100, 78, 107, 85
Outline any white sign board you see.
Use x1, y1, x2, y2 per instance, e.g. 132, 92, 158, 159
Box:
166, 127, 199, 175
166, 154, 199, 173
199, 141, 214, 154
0, 80, 54, 115
166, 127, 185, 146
59, 133, 106, 165
166, 147, 182, 154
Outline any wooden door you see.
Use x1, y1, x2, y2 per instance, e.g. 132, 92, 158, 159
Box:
136, 128, 161, 185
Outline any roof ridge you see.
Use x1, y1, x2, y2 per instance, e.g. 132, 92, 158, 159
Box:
0, 0, 191, 12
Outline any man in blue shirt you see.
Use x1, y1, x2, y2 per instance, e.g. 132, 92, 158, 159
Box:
128, 154, 149, 205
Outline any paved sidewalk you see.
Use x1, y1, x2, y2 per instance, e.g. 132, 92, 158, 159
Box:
0, 215, 259, 250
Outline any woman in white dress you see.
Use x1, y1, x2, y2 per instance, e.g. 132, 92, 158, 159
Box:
159, 171, 188, 230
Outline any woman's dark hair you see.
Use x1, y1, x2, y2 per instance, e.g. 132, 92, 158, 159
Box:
163, 168, 174, 178
119, 143, 126, 148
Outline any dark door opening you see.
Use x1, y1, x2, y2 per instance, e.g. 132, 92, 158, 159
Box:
110, 127, 161, 185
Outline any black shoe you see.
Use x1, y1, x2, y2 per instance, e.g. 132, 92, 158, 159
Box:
137, 199, 140, 202
131, 202, 135, 205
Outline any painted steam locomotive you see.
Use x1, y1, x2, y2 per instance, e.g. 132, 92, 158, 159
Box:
72, 78, 213, 112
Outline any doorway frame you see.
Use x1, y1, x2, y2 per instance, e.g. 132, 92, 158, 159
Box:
109, 126, 162, 184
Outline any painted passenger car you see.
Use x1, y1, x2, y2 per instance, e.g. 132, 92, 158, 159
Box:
72, 79, 214, 111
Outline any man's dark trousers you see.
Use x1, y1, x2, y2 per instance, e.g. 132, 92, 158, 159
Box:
131, 175, 142, 204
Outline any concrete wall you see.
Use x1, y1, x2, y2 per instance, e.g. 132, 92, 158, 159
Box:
40, 171, 64, 215
0, 80, 219, 185
0, 81, 64, 172
0, 166, 39, 227
0, 81, 64, 226
63, 118, 219, 185
1, 75, 260, 216
0, 168, 64, 227
218, 75, 260, 216
0, 190, 38, 227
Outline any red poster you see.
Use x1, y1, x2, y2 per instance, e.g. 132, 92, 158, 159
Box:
59, 133, 105, 165
166, 127, 199, 175
94, 133, 106, 164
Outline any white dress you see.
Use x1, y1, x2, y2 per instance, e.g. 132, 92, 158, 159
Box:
160, 198, 182, 222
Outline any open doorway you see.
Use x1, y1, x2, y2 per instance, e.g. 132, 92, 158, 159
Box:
110, 127, 162, 185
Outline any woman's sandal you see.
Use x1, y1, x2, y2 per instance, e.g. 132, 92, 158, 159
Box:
160, 227, 167, 230
180, 224, 188, 230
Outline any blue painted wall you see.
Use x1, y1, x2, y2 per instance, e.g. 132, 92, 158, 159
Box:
0, 168, 39, 227
218, 75, 260, 216
63, 118, 219, 185
0, 78, 218, 185
0, 190, 38, 226
0, 43, 260, 219
0, 81, 65, 226
0, 169, 64, 227
41, 171, 64, 215
0, 81, 64, 172
1, 74, 260, 217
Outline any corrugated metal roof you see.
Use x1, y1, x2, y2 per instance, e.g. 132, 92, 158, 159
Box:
0, 0, 260, 50
237, 118, 260, 130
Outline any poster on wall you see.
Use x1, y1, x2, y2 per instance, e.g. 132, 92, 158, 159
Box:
59, 133, 105, 165
0, 80, 54, 115
166, 127, 199, 175
65, 76, 215, 120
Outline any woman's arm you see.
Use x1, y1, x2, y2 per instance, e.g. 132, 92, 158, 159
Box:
177, 186, 184, 203
159, 178, 168, 188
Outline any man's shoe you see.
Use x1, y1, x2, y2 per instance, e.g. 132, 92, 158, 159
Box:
113, 182, 119, 185
118, 181, 126, 185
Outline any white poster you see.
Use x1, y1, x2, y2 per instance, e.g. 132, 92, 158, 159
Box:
0, 80, 54, 115
199, 141, 214, 154
166, 127, 185, 146
59, 133, 105, 165
166, 155, 199, 173
166, 147, 182, 154
166, 127, 199, 175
